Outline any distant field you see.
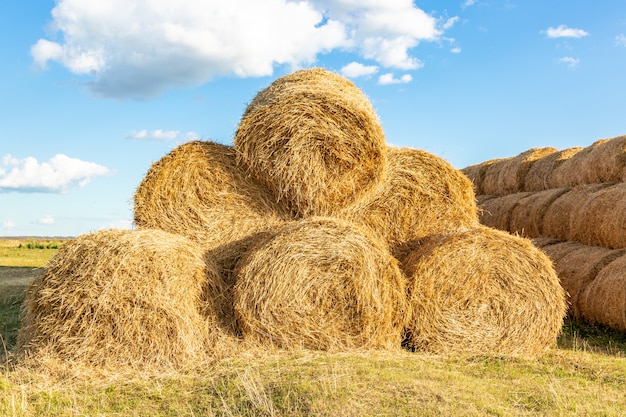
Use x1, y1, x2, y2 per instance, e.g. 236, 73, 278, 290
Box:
0, 237, 68, 268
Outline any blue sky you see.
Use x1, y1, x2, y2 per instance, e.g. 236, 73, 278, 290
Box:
1, 0, 625, 237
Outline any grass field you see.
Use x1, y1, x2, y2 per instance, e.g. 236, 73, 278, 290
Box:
1, 238, 625, 416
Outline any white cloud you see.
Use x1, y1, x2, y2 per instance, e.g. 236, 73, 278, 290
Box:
33, 0, 444, 97
126, 130, 201, 141
451, 47, 462, 54
38, 215, 55, 225
2, 220, 16, 230
108, 219, 134, 230
442, 17, 459, 30
558, 56, 580, 68
378, 73, 412, 85
462, 0, 476, 8
340, 62, 379, 78
544, 25, 589, 39
0, 154, 112, 193
616, 34, 626, 47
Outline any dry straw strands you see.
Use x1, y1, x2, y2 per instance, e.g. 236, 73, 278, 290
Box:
508, 188, 570, 238
402, 227, 566, 357
579, 252, 626, 332
17, 229, 233, 370
461, 158, 505, 195
480, 147, 558, 196
524, 147, 583, 192
134, 140, 293, 250
339, 146, 479, 258
478, 192, 531, 232
234, 68, 387, 217
533, 239, 625, 319
233, 217, 408, 351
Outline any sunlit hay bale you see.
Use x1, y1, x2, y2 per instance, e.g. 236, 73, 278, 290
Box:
579, 252, 626, 332
549, 139, 611, 187
569, 182, 626, 249
524, 147, 584, 191
535, 240, 625, 319
402, 226, 566, 357
133, 140, 293, 251
16, 229, 232, 370
582, 135, 626, 183
234, 68, 387, 217
461, 158, 504, 195
233, 217, 409, 351
508, 188, 570, 238
339, 146, 479, 259
477, 192, 532, 232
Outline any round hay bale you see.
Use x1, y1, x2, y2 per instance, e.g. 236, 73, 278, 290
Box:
133, 140, 293, 250
539, 241, 625, 318
579, 135, 626, 184
525, 147, 584, 192
233, 217, 408, 351
461, 158, 504, 195
339, 146, 479, 258
16, 229, 232, 369
508, 188, 570, 238
477, 192, 531, 232
234, 68, 387, 217
579, 252, 626, 332
402, 226, 567, 357
569, 182, 626, 249
550, 139, 611, 187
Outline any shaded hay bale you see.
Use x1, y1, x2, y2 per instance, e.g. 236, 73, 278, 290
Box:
525, 147, 584, 192
233, 217, 408, 351
508, 188, 570, 238
579, 252, 626, 332
402, 227, 566, 357
234, 68, 387, 217
461, 158, 504, 195
134, 140, 293, 250
536, 240, 625, 319
16, 229, 232, 369
477, 192, 532, 232
339, 146, 479, 258
481, 148, 558, 196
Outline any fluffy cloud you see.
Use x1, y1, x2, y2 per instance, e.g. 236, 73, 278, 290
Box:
558, 56, 580, 68
462, 0, 476, 8
451, 47, 462, 54
2, 220, 16, 230
378, 73, 412, 85
126, 129, 200, 141
544, 25, 589, 39
616, 34, 626, 47
38, 215, 55, 225
0, 154, 112, 193
32, 0, 446, 97
340, 62, 379, 78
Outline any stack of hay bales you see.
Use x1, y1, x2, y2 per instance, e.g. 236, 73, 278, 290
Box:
16, 69, 567, 371
463, 135, 626, 332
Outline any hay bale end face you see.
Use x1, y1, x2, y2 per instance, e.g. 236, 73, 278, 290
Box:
402, 226, 567, 357
234, 68, 387, 217
133, 140, 293, 251
17, 229, 232, 369
340, 146, 479, 258
233, 217, 409, 351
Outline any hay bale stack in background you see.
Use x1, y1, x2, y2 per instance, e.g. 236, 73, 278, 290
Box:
134, 140, 293, 251
508, 188, 570, 238
461, 158, 505, 195
234, 68, 387, 217
525, 147, 583, 191
579, 252, 626, 332
477, 192, 531, 232
338, 146, 479, 259
16, 229, 233, 369
402, 226, 566, 357
233, 217, 408, 351
533, 239, 625, 319
480, 147, 558, 196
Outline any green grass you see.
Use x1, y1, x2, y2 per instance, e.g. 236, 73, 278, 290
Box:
1, 239, 625, 416
0, 239, 66, 268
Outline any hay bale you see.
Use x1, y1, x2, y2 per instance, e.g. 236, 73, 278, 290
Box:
549, 139, 611, 187
508, 188, 570, 238
133, 140, 293, 250
477, 192, 531, 232
579, 252, 626, 332
402, 226, 566, 357
579, 135, 626, 184
481, 148, 558, 196
233, 217, 408, 351
569, 182, 626, 249
339, 146, 479, 258
234, 68, 387, 217
525, 147, 584, 192
538, 241, 625, 319
16, 229, 231, 369
461, 158, 504, 195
